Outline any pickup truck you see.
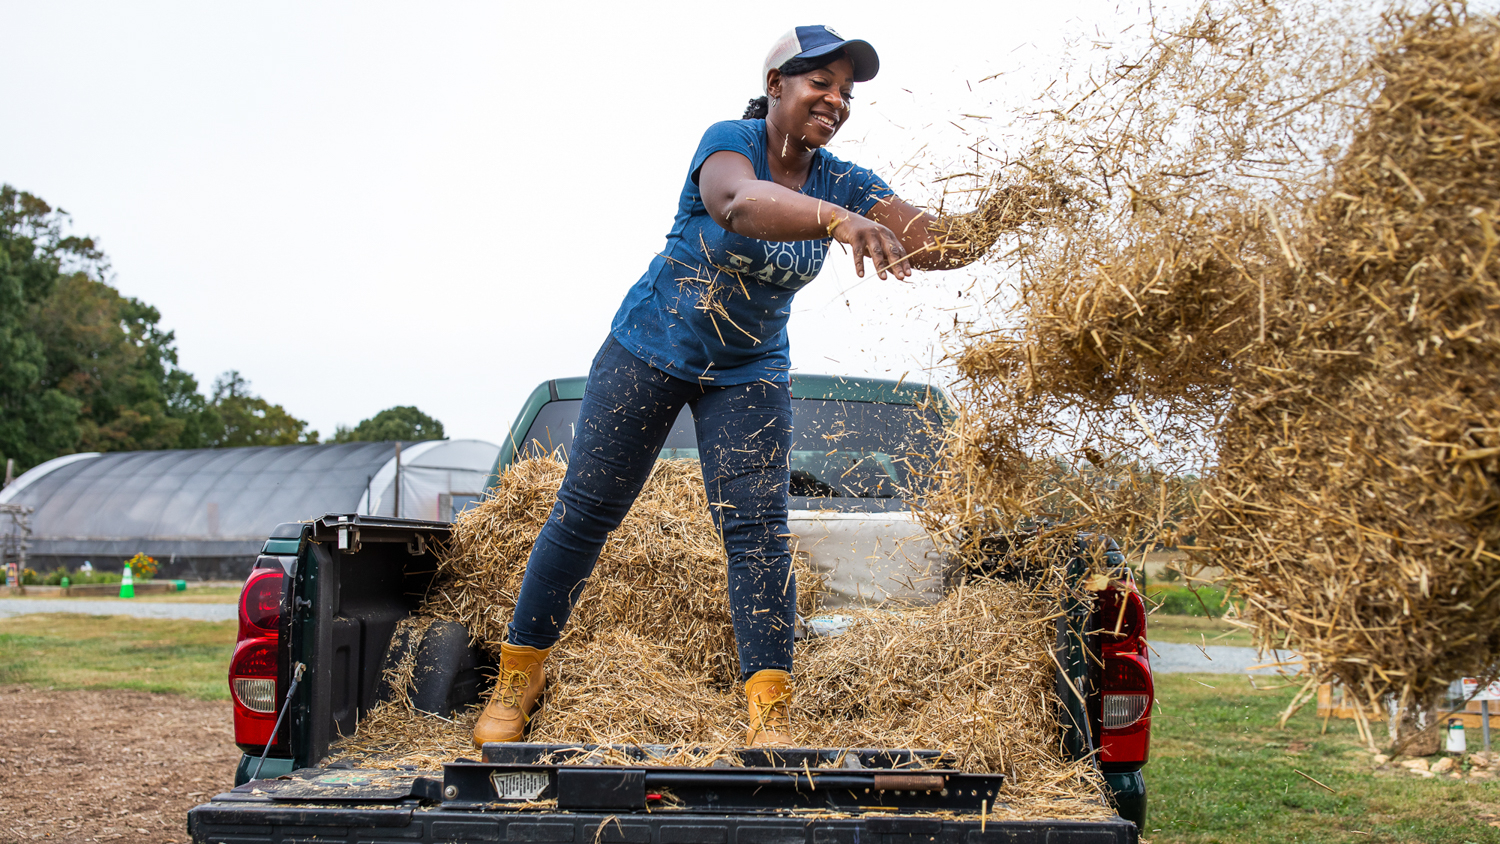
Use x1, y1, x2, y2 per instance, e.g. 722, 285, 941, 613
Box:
188, 374, 1152, 844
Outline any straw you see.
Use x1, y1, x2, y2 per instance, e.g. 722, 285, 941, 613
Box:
330, 456, 1108, 816
918, 0, 1500, 746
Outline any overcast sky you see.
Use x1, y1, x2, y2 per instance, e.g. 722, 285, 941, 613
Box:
3, 0, 1160, 443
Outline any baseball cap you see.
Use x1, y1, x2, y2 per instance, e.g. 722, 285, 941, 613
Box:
762, 26, 879, 93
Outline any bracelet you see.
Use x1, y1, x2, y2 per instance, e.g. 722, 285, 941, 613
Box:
826, 215, 844, 238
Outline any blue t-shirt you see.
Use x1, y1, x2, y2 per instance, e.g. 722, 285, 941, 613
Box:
610, 119, 894, 385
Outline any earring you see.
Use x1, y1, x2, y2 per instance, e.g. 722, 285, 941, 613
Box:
770, 96, 780, 109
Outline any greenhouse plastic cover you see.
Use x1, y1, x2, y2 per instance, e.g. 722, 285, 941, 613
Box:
0, 439, 499, 561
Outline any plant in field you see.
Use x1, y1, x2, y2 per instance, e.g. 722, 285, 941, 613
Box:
125, 552, 158, 580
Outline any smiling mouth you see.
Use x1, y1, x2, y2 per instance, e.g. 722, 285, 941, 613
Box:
811, 113, 837, 129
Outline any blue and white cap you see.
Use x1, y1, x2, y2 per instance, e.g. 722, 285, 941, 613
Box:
762, 25, 879, 93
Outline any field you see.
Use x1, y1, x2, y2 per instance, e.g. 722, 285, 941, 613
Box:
1148, 614, 1256, 649
1, 613, 1496, 843
0, 614, 236, 700
1150, 674, 1500, 843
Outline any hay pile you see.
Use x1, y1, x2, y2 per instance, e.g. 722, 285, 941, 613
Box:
330, 456, 1106, 817
924, 0, 1500, 733
794, 580, 1103, 814
421, 457, 818, 683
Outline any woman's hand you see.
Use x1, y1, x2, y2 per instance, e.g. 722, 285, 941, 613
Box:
866, 180, 1071, 273
829, 213, 912, 280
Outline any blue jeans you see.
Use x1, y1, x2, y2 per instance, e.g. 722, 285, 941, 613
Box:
507, 336, 795, 680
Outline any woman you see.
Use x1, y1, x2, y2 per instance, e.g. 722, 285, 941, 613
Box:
474, 25, 1012, 749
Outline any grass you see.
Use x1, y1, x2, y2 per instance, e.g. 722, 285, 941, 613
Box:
1147, 614, 1256, 648
1150, 673, 1500, 843
1145, 584, 1241, 618
0, 613, 236, 700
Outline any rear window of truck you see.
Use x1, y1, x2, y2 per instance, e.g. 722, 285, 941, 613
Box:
516, 399, 942, 500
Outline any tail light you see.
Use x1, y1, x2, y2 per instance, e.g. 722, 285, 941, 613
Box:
1097, 587, 1147, 654
239, 568, 284, 639
1103, 654, 1153, 730
230, 639, 278, 712
231, 565, 285, 752
1098, 584, 1153, 766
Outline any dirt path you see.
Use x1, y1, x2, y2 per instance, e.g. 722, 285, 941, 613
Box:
0, 686, 239, 843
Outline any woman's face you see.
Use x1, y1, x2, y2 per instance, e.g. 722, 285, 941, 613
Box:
768, 56, 856, 149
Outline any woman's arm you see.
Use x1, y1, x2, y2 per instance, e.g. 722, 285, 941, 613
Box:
698, 150, 913, 280
867, 185, 1059, 271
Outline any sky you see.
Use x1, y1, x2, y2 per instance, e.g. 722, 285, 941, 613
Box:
2, 0, 1161, 443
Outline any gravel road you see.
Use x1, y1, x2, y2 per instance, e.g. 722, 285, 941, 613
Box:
0, 598, 236, 622
1150, 640, 1303, 675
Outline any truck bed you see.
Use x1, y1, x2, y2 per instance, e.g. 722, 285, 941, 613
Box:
190, 515, 1139, 843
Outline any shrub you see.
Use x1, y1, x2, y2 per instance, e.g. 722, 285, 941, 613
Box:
43, 567, 123, 585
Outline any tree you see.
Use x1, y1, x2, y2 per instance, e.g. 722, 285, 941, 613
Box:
35, 273, 193, 452
0, 187, 93, 470
333, 406, 445, 443
208, 371, 319, 447
167, 368, 220, 449
0, 185, 319, 470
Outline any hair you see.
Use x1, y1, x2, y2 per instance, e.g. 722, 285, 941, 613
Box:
741, 50, 847, 119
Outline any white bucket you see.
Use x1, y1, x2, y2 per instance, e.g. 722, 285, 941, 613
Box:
1447, 717, 1467, 754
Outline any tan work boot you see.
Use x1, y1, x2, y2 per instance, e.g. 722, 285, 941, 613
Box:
744, 668, 795, 747
472, 643, 550, 747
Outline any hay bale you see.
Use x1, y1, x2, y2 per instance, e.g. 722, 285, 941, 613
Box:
524, 627, 744, 748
